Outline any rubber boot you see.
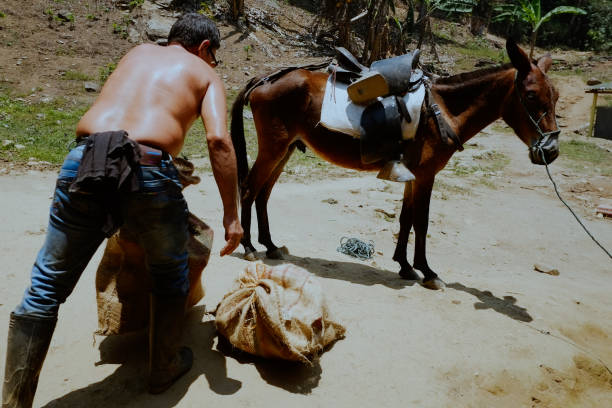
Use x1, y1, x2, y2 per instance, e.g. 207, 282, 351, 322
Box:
148, 295, 193, 394
2, 313, 57, 408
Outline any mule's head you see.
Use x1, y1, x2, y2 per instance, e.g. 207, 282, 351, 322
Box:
503, 39, 560, 165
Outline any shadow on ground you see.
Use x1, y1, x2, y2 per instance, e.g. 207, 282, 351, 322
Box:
230, 250, 420, 290
447, 282, 533, 322
216, 335, 325, 395
42, 306, 240, 408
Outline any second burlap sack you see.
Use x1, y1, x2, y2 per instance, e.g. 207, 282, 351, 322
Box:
215, 263, 346, 363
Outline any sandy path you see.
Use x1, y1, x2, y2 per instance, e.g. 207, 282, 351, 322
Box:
0, 125, 611, 407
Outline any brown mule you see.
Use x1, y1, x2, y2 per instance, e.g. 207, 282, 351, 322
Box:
230, 39, 560, 289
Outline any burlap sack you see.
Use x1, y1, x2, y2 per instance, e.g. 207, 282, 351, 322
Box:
95, 158, 212, 335
215, 263, 346, 363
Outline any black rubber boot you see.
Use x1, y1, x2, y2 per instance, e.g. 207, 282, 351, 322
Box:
2, 312, 57, 408
148, 295, 193, 394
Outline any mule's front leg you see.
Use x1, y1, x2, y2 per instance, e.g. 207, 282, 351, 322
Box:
393, 181, 420, 280
412, 177, 445, 290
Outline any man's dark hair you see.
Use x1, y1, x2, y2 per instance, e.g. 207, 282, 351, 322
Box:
168, 13, 220, 49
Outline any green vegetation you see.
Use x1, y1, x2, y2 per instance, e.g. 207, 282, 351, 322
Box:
0, 11, 6, 18
434, 179, 471, 199
559, 139, 612, 176
62, 71, 93, 81
493, 0, 586, 57
0, 92, 87, 164
128, 0, 145, 10
112, 16, 132, 39
98, 62, 117, 83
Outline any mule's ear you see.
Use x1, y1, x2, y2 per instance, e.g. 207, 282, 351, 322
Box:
537, 53, 553, 73
506, 38, 531, 75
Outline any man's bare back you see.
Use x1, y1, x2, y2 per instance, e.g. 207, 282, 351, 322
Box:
76, 43, 223, 157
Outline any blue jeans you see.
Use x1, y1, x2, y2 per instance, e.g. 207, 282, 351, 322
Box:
14, 145, 190, 318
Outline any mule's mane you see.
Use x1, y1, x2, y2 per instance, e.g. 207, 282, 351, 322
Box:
434, 63, 514, 86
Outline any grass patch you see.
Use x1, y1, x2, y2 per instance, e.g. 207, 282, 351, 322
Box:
448, 39, 507, 71
559, 139, 612, 176
434, 178, 471, 199
447, 151, 510, 176
62, 70, 93, 81
0, 86, 328, 175
0, 91, 87, 164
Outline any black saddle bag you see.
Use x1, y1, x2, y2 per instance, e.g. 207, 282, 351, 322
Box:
360, 95, 406, 164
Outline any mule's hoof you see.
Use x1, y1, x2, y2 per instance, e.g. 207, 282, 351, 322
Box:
422, 278, 446, 290
266, 246, 288, 260
244, 252, 259, 262
399, 268, 420, 280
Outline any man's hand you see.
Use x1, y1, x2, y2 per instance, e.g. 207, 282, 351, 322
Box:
220, 215, 243, 256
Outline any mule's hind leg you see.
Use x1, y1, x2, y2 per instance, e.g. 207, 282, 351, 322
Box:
255, 144, 296, 259
393, 181, 420, 280
240, 126, 292, 260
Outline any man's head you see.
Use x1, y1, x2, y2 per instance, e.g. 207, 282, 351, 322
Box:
168, 13, 221, 54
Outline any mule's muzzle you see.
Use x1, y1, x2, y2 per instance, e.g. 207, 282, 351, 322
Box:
529, 131, 560, 165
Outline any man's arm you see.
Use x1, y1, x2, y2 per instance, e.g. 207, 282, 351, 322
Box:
200, 74, 243, 256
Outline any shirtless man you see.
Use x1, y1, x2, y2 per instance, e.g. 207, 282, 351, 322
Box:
2, 13, 242, 407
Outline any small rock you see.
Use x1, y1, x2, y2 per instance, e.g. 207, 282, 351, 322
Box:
84, 82, 100, 93
15, 144, 26, 150
452, 300, 461, 305
586, 78, 602, 86
322, 198, 338, 204
56, 10, 73, 23
2, 140, 14, 147
534, 263, 559, 276
243, 110, 253, 119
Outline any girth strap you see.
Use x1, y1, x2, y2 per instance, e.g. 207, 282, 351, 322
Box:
426, 87, 463, 151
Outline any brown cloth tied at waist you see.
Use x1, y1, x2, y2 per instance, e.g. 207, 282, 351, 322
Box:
71, 130, 172, 194
69, 130, 171, 237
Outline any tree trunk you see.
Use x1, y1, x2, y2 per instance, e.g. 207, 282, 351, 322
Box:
529, 30, 537, 59
230, 0, 244, 21
470, 0, 492, 36
416, 0, 427, 49
362, 0, 391, 64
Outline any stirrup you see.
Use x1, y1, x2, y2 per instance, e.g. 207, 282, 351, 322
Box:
376, 160, 415, 182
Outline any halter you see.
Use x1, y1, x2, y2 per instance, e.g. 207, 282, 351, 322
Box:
514, 72, 560, 162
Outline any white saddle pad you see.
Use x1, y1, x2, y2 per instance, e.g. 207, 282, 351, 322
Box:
320, 75, 426, 140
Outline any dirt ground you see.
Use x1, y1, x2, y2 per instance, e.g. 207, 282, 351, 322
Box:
1, 1, 611, 407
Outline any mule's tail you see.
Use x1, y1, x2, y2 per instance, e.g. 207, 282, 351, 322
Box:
230, 76, 260, 190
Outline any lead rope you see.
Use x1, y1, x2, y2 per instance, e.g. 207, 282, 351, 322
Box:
337, 237, 375, 260
538, 146, 612, 260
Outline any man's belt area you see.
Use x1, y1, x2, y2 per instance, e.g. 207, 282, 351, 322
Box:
76, 135, 170, 165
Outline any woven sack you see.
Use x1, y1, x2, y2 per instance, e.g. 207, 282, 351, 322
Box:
215, 263, 345, 363
95, 158, 211, 335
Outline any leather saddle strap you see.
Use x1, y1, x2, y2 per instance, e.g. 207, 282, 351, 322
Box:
243, 60, 332, 102
426, 86, 463, 151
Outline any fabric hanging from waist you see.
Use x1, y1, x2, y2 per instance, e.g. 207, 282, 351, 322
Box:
76, 135, 171, 166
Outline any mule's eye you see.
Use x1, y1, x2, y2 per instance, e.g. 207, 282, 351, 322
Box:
526, 91, 537, 100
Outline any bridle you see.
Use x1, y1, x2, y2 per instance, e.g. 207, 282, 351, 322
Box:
514, 72, 560, 163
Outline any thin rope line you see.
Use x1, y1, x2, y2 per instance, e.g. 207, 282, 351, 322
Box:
540, 148, 611, 260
